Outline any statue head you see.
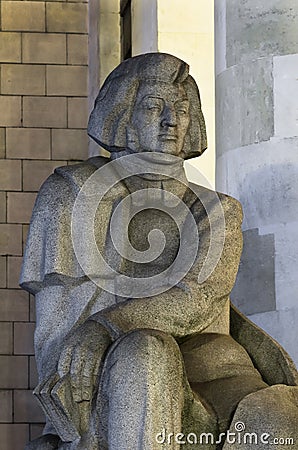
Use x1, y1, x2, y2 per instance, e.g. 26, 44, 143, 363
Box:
88, 53, 207, 160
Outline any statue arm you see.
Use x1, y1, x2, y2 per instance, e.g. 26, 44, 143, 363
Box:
91, 196, 243, 338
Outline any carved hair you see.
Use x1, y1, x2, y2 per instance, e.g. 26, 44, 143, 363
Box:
88, 53, 207, 159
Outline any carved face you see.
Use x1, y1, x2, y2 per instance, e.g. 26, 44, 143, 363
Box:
129, 81, 190, 156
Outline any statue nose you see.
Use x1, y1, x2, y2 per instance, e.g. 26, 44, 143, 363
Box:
161, 106, 177, 127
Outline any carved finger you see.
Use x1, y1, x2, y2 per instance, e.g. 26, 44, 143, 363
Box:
70, 347, 85, 403
81, 375, 93, 402
57, 345, 73, 377
80, 348, 98, 401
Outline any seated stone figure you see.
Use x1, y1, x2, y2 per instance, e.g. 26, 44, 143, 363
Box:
21, 53, 298, 450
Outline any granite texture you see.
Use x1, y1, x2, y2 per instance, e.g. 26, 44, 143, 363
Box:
21, 53, 298, 450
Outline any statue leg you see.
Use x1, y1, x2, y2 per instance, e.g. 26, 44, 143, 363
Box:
92, 329, 217, 450
222, 384, 298, 449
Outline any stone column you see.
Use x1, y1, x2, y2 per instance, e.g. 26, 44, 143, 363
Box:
215, 0, 298, 365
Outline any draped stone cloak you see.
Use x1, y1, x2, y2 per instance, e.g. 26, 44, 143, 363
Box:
20, 155, 243, 387
19, 156, 298, 447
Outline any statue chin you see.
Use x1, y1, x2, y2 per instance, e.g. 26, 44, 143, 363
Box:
136, 150, 183, 163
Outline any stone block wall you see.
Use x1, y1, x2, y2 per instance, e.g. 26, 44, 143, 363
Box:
0, 1, 93, 447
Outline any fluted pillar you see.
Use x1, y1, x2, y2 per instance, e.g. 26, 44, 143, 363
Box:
215, 0, 298, 364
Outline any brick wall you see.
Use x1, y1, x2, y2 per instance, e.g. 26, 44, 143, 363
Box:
0, 1, 93, 447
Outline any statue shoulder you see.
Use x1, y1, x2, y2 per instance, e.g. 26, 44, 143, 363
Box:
34, 156, 110, 210
217, 191, 243, 223
188, 182, 243, 223
54, 156, 109, 189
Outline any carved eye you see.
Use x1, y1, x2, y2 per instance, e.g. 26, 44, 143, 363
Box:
148, 105, 162, 111
175, 102, 189, 116
142, 97, 163, 112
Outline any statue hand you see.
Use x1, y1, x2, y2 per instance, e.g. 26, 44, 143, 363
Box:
57, 321, 112, 403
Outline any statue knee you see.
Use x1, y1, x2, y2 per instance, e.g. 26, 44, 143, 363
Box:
224, 385, 298, 449
106, 329, 182, 373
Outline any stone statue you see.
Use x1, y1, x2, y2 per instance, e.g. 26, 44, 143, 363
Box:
21, 53, 298, 450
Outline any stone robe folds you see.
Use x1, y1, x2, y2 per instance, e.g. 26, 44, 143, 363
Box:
21, 155, 240, 363
21, 156, 297, 449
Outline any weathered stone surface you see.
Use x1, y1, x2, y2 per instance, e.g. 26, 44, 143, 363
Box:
216, 0, 298, 372
0, 224, 22, 256
0, 290, 29, 322
23, 160, 64, 191
46, 2, 88, 33
249, 308, 298, 369
22, 33, 66, 64
216, 57, 274, 156
14, 390, 45, 423
273, 53, 298, 139
29, 356, 38, 390
7, 256, 23, 289
0, 96, 22, 127
0, 424, 29, 450
98, 6, 121, 84
216, 138, 298, 230
273, 222, 298, 311
51, 129, 88, 160
226, 0, 298, 67
231, 229, 276, 315
1, 64, 45, 95
21, 53, 298, 449
22, 225, 30, 253
230, 305, 298, 387
0, 256, 6, 288
6, 128, 51, 159
0, 356, 28, 388
0, 391, 12, 422
23, 97, 67, 128
0, 159, 21, 191
29, 296, 36, 322
68, 97, 89, 129
0, 32, 21, 62
214, 0, 226, 76
46, 65, 88, 96
0, 191, 6, 222
99, 0, 119, 13
0, 128, 5, 159
67, 34, 88, 65
7, 192, 37, 224
223, 385, 298, 449
29, 424, 46, 443
1, 1, 45, 32
0, 323, 13, 355
25, 434, 60, 450
14, 322, 35, 355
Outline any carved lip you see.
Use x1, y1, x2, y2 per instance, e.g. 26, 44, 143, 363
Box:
158, 133, 178, 141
